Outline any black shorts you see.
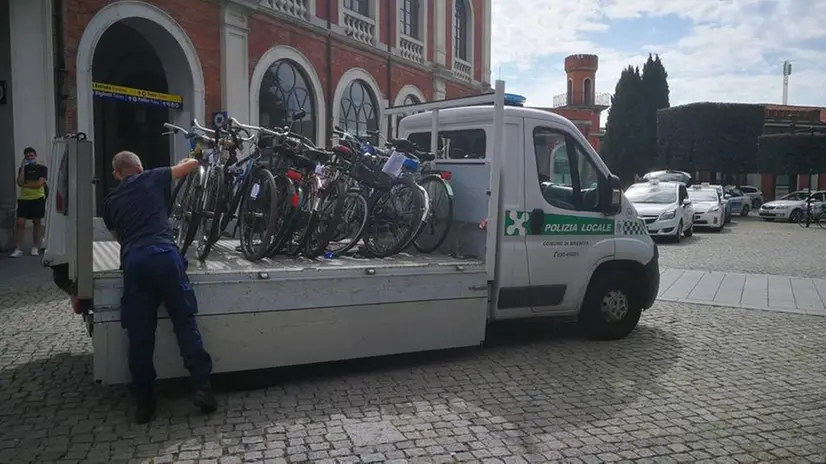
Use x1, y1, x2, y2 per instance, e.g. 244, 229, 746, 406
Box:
17, 198, 46, 220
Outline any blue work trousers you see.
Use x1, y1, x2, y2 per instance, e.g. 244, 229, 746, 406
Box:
121, 243, 213, 393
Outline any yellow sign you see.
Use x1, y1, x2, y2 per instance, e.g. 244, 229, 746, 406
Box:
92, 82, 183, 109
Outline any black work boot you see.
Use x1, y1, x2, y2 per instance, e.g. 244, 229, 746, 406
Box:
135, 393, 156, 424
192, 382, 217, 414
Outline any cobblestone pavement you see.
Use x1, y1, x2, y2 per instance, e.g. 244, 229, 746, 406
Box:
2, 271, 826, 463
658, 216, 826, 278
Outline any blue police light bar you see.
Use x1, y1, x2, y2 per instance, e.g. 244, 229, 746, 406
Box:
504, 93, 526, 106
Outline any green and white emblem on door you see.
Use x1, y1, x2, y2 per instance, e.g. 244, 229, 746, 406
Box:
503, 210, 614, 236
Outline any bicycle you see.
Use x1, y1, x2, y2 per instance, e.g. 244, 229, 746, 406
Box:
370, 132, 454, 254
324, 127, 427, 258
796, 202, 826, 229
162, 122, 214, 256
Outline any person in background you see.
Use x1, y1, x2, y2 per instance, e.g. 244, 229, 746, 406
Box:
103, 150, 216, 424
10, 147, 47, 258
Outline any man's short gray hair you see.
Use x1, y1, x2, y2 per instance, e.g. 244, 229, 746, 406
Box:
112, 151, 143, 171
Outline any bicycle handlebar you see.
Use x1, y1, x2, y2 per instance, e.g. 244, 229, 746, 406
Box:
190, 119, 215, 135
162, 122, 213, 144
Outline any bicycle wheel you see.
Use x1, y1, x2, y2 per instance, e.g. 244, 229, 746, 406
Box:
177, 168, 205, 256
304, 179, 347, 258
817, 211, 826, 230
264, 174, 296, 255
284, 185, 312, 257
195, 167, 226, 261
326, 189, 369, 257
412, 176, 454, 253
238, 167, 279, 261
362, 179, 426, 258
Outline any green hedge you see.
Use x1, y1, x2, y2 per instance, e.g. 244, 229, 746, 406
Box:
757, 133, 826, 174
656, 102, 765, 173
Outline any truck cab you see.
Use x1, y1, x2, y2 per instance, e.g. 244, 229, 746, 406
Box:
396, 99, 659, 334
41, 81, 660, 385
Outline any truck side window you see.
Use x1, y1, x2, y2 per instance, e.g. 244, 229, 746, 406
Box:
533, 127, 601, 212
408, 129, 486, 159
678, 185, 688, 202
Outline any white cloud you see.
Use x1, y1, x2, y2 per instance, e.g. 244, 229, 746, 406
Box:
491, 0, 826, 125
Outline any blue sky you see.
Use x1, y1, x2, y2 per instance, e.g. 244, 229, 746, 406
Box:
491, 0, 826, 126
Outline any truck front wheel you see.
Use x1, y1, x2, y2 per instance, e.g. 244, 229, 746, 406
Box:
579, 271, 642, 340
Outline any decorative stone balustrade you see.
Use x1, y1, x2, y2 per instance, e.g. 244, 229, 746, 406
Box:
399, 35, 424, 63
342, 9, 376, 46
259, 0, 311, 21
452, 58, 472, 82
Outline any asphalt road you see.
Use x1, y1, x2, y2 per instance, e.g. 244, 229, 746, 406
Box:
658, 215, 826, 278
1, 274, 826, 463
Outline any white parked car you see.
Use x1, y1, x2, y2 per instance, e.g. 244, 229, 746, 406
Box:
758, 190, 826, 222
626, 180, 694, 242
688, 185, 725, 232
736, 185, 764, 208
707, 184, 732, 223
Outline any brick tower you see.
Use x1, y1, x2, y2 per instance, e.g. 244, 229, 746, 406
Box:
564, 54, 600, 107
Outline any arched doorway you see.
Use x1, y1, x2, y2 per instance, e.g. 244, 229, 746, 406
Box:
76, 2, 204, 214
92, 22, 170, 208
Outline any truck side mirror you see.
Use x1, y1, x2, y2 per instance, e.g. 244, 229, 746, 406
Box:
601, 174, 622, 215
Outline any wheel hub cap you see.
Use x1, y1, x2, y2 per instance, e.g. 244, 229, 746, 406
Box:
601, 290, 629, 321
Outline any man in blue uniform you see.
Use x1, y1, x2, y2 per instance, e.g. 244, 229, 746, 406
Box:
103, 151, 216, 424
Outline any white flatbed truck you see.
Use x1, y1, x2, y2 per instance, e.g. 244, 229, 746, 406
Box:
42, 80, 660, 385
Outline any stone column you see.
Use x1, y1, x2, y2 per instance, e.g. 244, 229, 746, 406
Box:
221, 3, 250, 123
432, 0, 447, 100
1, 0, 55, 249
482, 0, 491, 86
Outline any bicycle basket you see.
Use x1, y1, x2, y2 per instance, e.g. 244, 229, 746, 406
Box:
351, 159, 391, 190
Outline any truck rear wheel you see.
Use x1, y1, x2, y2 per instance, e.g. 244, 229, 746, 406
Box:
579, 271, 642, 340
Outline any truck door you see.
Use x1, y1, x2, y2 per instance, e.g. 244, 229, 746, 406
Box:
522, 119, 616, 313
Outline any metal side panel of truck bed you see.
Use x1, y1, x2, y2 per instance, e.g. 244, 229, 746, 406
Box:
90, 240, 489, 384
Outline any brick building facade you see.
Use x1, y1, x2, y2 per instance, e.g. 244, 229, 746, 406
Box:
0, 0, 492, 241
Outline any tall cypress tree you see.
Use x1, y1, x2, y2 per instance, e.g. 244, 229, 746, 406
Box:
602, 65, 647, 184
641, 54, 671, 168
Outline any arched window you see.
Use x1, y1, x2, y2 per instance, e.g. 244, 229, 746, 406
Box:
583, 78, 593, 106
453, 0, 469, 61
339, 79, 378, 141
404, 94, 421, 106
259, 59, 316, 141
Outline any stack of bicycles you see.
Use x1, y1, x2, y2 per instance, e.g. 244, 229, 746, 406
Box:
162, 115, 455, 263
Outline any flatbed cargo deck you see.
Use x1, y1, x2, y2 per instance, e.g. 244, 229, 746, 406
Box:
89, 240, 489, 384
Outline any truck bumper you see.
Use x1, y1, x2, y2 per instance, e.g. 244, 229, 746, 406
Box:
641, 244, 659, 310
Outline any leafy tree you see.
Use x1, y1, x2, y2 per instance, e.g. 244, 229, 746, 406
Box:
757, 132, 826, 175
601, 66, 647, 183
657, 103, 765, 175
641, 54, 670, 171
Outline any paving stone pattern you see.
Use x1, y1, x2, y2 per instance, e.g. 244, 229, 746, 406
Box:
659, 268, 826, 316
658, 217, 826, 278
2, 277, 826, 463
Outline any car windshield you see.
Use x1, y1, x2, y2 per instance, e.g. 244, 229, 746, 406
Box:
625, 186, 676, 204
688, 190, 719, 202
780, 192, 806, 201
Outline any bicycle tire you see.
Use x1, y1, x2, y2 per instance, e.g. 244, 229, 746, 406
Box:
818, 212, 826, 229
326, 189, 369, 257
264, 174, 296, 256
392, 178, 430, 253
362, 179, 425, 258
304, 179, 347, 258
178, 168, 206, 256
238, 167, 279, 261
195, 167, 226, 261
284, 185, 312, 257
412, 176, 455, 254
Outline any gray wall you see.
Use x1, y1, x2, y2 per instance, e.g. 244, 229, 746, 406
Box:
0, 0, 18, 249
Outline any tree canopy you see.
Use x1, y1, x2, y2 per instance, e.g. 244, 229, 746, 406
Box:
757, 132, 826, 174
601, 65, 647, 183
657, 102, 765, 174
641, 54, 670, 172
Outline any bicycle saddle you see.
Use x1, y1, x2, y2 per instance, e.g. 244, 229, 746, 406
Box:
389, 138, 418, 153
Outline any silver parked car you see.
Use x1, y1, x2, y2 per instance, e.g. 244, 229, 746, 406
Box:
758, 190, 826, 222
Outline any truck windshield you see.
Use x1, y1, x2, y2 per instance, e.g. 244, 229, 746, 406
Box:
688, 190, 719, 202
625, 186, 676, 204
